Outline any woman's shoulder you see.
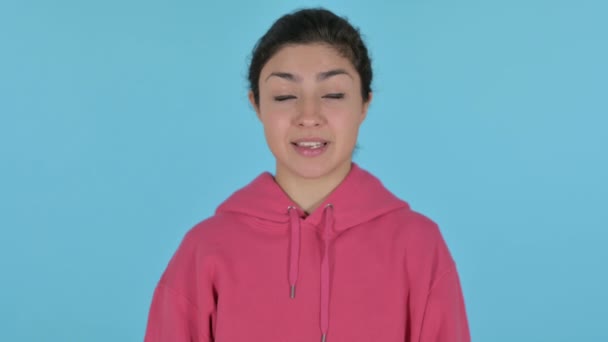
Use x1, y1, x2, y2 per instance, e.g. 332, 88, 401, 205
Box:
387, 206, 456, 271
381, 205, 443, 239
180, 211, 242, 245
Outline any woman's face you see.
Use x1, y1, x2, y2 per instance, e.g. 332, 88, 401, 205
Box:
250, 43, 371, 183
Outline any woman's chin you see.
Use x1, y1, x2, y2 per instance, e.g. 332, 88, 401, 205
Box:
277, 159, 351, 182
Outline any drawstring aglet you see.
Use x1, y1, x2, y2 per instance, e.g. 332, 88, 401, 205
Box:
290, 285, 296, 299
321, 333, 327, 342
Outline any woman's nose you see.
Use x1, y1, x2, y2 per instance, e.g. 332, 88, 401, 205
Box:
295, 97, 324, 127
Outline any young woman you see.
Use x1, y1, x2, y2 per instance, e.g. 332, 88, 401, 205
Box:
145, 8, 470, 342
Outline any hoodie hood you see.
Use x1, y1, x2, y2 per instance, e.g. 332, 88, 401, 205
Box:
216, 162, 409, 231
215, 162, 409, 342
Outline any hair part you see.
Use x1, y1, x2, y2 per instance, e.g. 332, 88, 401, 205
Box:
248, 8, 373, 106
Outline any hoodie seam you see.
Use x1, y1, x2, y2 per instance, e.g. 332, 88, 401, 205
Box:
428, 263, 456, 295
156, 282, 202, 314
416, 264, 457, 342
157, 282, 214, 340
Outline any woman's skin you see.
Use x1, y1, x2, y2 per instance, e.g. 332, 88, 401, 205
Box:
249, 43, 372, 215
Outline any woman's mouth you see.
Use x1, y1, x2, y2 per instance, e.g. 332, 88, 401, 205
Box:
291, 139, 330, 157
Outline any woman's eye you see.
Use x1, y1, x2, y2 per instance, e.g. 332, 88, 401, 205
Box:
323, 93, 345, 99
274, 95, 296, 102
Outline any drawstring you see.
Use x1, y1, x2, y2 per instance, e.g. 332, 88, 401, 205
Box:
320, 204, 333, 342
287, 206, 301, 299
287, 204, 334, 342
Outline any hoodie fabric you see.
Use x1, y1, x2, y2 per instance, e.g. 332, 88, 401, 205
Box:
145, 163, 470, 342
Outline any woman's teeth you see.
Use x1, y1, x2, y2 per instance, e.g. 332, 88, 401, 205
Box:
296, 141, 326, 149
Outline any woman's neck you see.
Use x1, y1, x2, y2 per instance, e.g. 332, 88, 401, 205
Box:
274, 162, 352, 215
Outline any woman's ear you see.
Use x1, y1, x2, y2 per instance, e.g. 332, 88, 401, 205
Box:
360, 92, 373, 123
248, 91, 261, 120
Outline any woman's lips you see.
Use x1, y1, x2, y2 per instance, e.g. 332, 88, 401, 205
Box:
291, 137, 329, 144
291, 139, 330, 157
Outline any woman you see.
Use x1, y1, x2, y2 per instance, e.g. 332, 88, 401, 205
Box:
145, 8, 470, 342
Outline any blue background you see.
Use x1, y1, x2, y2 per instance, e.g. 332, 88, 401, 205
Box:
1, 0, 606, 340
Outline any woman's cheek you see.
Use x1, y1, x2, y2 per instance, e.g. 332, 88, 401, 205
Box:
264, 108, 292, 127
273, 103, 298, 117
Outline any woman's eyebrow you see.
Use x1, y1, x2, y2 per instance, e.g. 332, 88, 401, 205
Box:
265, 69, 353, 82
317, 69, 352, 81
266, 72, 300, 82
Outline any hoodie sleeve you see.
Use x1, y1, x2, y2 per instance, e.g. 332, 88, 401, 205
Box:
417, 265, 470, 342
144, 228, 216, 342
405, 213, 470, 342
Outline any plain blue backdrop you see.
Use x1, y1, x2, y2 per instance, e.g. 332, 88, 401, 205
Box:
1, 0, 606, 341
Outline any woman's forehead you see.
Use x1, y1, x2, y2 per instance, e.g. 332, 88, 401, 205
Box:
261, 44, 358, 81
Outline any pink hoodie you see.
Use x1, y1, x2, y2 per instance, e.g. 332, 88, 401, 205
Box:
145, 163, 470, 341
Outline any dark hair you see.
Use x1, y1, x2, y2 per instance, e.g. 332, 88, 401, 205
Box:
248, 8, 372, 105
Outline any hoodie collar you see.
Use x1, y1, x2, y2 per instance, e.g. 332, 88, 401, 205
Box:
215, 162, 409, 232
